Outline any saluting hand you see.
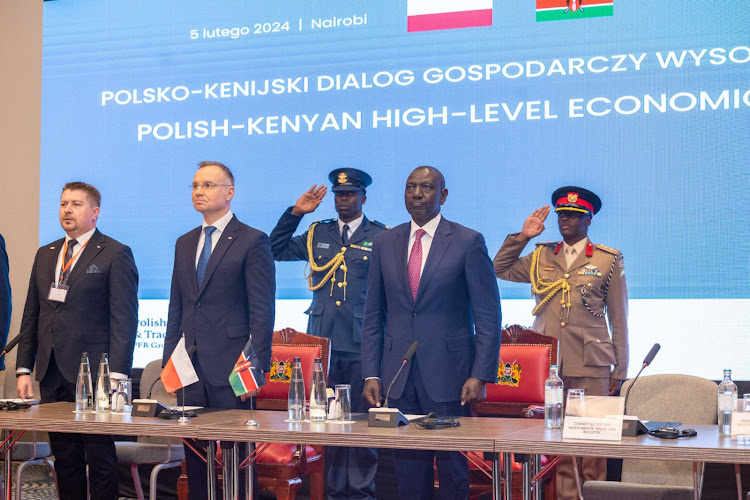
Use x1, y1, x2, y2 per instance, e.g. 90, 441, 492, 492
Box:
291, 185, 327, 216
518, 205, 550, 240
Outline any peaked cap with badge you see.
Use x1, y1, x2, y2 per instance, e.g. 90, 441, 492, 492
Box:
551, 186, 602, 216
329, 168, 372, 192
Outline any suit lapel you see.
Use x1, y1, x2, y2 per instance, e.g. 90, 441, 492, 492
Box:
65, 230, 106, 287
327, 221, 343, 248
552, 242, 568, 272
393, 225, 410, 300
347, 217, 370, 245
414, 217, 451, 304
197, 216, 239, 297
47, 238, 65, 283
184, 226, 202, 293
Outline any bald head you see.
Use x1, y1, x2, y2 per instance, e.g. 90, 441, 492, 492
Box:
404, 165, 448, 226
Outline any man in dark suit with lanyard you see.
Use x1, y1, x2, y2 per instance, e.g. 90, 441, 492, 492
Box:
164, 161, 275, 500
362, 166, 501, 499
17, 182, 139, 500
270, 168, 387, 499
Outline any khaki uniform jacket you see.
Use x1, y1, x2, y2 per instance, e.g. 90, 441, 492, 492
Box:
494, 234, 628, 380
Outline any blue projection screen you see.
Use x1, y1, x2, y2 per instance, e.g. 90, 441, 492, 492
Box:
41, 1, 749, 375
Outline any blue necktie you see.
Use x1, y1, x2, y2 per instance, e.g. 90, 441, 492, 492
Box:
196, 226, 216, 287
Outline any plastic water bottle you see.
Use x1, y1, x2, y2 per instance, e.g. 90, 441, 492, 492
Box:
75, 352, 93, 413
309, 358, 327, 422
718, 369, 737, 436
544, 364, 564, 429
95, 353, 111, 413
288, 357, 306, 422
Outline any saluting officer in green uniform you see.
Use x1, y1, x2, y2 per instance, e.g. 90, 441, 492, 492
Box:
493, 186, 629, 500
270, 168, 387, 500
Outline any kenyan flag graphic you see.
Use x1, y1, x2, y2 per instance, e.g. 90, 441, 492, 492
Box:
536, 0, 613, 22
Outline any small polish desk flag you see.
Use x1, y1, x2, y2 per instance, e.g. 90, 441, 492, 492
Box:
161, 337, 199, 393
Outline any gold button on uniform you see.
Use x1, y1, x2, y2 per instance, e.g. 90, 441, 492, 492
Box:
338, 282, 343, 288
336, 301, 341, 306
564, 273, 570, 278
363, 256, 368, 261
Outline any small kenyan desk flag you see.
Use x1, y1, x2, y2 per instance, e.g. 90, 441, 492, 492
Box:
536, 0, 613, 22
229, 338, 266, 396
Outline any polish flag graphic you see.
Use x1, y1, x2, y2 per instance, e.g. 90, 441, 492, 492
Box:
408, 0, 493, 33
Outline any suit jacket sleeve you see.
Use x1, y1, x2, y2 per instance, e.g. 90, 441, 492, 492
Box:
17, 250, 42, 373
0, 235, 10, 369
466, 232, 502, 383
493, 233, 533, 283
360, 233, 386, 380
107, 245, 139, 376
269, 208, 309, 262
163, 242, 183, 368
606, 252, 629, 380
245, 232, 275, 373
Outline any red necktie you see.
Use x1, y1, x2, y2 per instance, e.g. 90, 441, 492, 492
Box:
408, 229, 426, 300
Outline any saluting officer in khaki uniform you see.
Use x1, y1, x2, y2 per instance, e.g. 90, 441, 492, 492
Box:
493, 186, 628, 500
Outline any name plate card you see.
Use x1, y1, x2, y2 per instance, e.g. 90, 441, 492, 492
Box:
563, 416, 623, 441
731, 412, 750, 439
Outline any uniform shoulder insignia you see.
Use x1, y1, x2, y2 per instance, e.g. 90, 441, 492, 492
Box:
595, 244, 619, 255
313, 218, 335, 226
371, 220, 390, 230
535, 241, 558, 247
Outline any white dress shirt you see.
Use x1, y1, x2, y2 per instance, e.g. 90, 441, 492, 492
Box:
338, 213, 363, 241
55, 227, 97, 283
407, 213, 442, 277
195, 210, 234, 267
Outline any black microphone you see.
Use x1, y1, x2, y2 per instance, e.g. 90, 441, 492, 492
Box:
383, 341, 419, 408
623, 343, 660, 416
642, 343, 660, 367
0, 334, 24, 358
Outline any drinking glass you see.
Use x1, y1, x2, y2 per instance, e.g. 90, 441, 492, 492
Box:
565, 388, 586, 417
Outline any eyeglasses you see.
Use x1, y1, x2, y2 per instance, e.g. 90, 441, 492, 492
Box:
190, 183, 233, 191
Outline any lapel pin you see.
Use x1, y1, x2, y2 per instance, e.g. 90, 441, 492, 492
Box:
228, 236, 232, 240
50, 247, 56, 250
97, 245, 101, 249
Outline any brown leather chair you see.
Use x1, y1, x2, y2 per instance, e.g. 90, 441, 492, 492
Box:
254, 328, 330, 500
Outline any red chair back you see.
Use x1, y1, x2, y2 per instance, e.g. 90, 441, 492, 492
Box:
256, 329, 331, 410
473, 325, 558, 416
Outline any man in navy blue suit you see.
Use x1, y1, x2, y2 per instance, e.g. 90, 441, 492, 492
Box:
361, 166, 501, 499
164, 161, 275, 500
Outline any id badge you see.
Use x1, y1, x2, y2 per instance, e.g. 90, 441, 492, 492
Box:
48, 283, 69, 303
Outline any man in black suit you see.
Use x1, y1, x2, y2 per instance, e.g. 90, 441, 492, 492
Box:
17, 182, 139, 500
0, 233, 10, 369
164, 161, 275, 500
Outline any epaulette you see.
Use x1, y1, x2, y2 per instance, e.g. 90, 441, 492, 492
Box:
312, 218, 335, 226
595, 244, 619, 255
370, 220, 390, 230
535, 241, 558, 246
